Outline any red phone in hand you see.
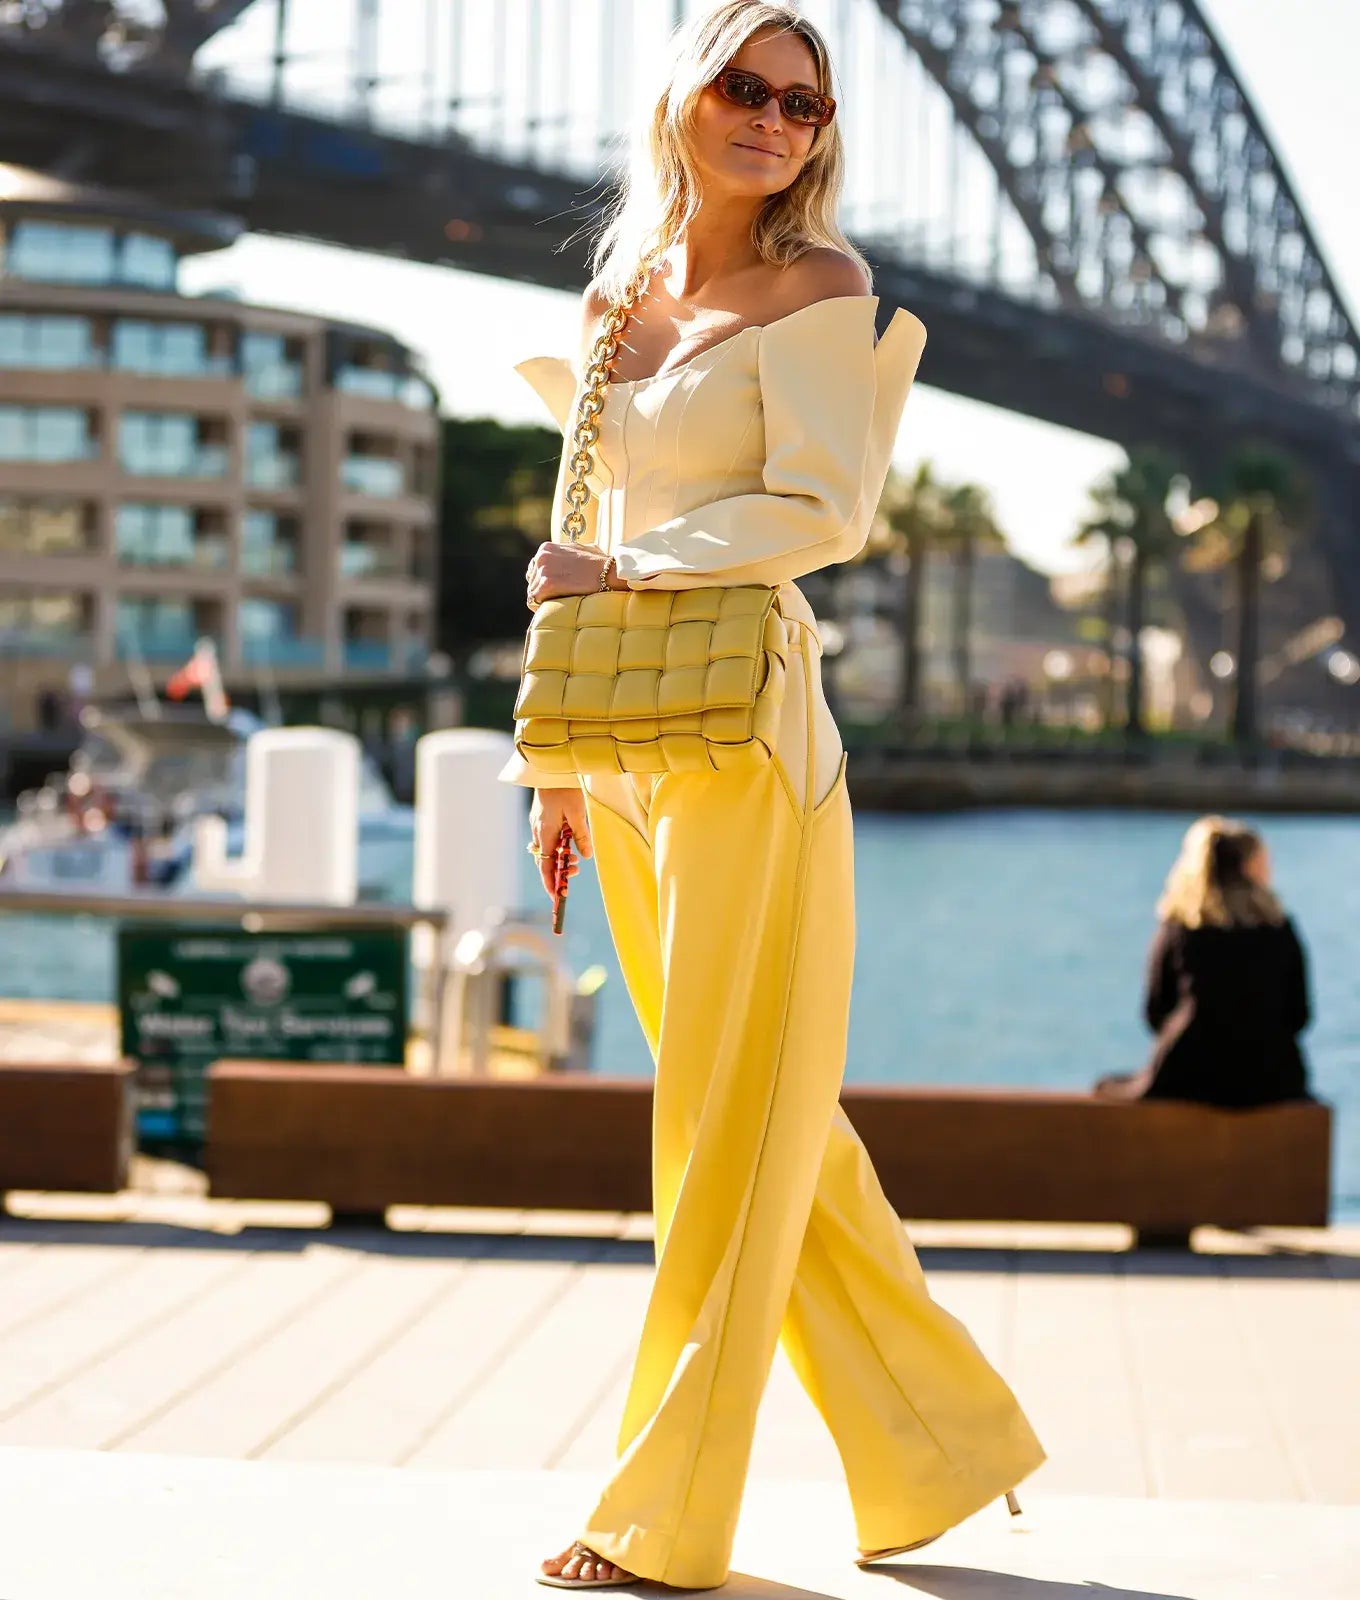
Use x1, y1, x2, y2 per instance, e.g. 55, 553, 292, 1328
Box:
551, 821, 575, 935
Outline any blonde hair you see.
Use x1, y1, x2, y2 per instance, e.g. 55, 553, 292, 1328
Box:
589, 2, 869, 303
1157, 816, 1284, 930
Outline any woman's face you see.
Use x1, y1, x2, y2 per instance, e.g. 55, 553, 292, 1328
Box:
687, 28, 823, 202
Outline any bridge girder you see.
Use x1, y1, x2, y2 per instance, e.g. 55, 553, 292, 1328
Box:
5, 0, 256, 69
872, 0, 1360, 426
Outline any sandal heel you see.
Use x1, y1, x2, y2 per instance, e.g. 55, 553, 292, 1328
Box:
855, 1490, 1026, 1568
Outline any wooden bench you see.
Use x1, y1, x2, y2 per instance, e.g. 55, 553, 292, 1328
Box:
205, 1065, 1332, 1241
0, 1059, 136, 1202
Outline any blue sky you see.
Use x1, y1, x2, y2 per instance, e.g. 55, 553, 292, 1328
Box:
182, 1, 1360, 576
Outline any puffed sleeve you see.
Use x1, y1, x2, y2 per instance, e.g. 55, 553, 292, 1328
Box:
608, 294, 926, 589
497, 354, 586, 789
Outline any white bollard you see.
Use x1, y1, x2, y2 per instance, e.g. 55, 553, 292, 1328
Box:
193, 726, 359, 904
412, 729, 524, 1059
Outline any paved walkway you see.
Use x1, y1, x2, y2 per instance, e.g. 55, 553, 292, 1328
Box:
0, 1174, 1356, 1595
3, 1450, 1356, 1598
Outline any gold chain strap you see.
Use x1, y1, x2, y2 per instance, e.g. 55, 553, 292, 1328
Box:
559, 257, 658, 545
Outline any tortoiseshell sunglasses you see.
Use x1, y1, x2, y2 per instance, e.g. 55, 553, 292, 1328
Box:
710, 66, 837, 128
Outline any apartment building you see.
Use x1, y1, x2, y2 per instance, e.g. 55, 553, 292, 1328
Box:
0, 166, 439, 730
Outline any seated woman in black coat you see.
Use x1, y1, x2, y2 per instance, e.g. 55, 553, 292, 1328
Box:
1095, 816, 1313, 1107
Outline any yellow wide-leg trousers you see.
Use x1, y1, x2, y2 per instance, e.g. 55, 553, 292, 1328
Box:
574, 631, 1046, 1590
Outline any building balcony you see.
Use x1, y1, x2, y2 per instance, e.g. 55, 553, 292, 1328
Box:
241, 544, 297, 578
117, 537, 231, 573
341, 455, 405, 498
245, 365, 304, 402
339, 543, 408, 579
113, 355, 236, 380
241, 636, 326, 668
245, 455, 300, 491
343, 639, 429, 673
0, 441, 100, 465
119, 444, 229, 479
0, 628, 90, 658
342, 639, 393, 671
336, 367, 403, 402
115, 630, 202, 663
335, 368, 435, 410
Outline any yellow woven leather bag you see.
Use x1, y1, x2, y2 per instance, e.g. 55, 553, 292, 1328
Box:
513, 263, 789, 778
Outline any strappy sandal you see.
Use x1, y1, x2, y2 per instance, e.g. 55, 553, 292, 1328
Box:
855, 1489, 1024, 1567
536, 1540, 638, 1588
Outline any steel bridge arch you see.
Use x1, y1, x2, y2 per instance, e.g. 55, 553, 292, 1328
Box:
21, 0, 1360, 430
871, 0, 1360, 423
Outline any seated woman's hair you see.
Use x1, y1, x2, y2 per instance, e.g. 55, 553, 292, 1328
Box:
1156, 815, 1284, 930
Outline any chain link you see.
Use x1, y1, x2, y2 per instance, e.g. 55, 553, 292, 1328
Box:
559, 255, 660, 545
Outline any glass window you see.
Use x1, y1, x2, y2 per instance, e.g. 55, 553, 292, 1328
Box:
0, 314, 98, 370
242, 331, 303, 400
242, 331, 286, 370
119, 411, 226, 478
0, 591, 86, 650
335, 366, 435, 410
244, 509, 275, 550
115, 504, 195, 566
247, 420, 279, 458
4, 222, 180, 289
0, 406, 93, 463
342, 455, 405, 497
245, 420, 299, 488
115, 596, 196, 657
337, 367, 401, 401
0, 500, 89, 555
112, 320, 213, 377
120, 233, 177, 291
403, 374, 438, 411
243, 510, 296, 575
240, 597, 297, 641
5, 221, 117, 284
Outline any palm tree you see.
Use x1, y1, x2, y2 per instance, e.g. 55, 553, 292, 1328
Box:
880, 462, 950, 725
1184, 445, 1311, 748
938, 483, 1006, 717
1073, 448, 1183, 738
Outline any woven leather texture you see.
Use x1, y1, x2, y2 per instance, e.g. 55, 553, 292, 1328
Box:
513, 585, 789, 776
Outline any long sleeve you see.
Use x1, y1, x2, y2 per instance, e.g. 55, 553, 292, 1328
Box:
1282, 916, 1312, 1035
608, 295, 926, 590
1142, 920, 1181, 1032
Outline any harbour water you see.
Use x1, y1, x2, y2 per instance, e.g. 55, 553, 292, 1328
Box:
6, 807, 1356, 1217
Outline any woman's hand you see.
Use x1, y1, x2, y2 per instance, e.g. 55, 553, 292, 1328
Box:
525, 543, 630, 609
528, 785, 594, 899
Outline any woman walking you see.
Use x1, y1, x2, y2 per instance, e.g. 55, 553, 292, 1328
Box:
501, 4, 1045, 1588
1096, 816, 1314, 1107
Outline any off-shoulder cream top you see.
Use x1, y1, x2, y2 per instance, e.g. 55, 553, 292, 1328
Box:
499, 292, 927, 787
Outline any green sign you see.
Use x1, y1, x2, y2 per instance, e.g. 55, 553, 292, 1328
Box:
118, 925, 408, 1146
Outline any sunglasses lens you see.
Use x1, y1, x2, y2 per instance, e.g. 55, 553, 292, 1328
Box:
783, 91, 823, 124
720, 71, 769, 108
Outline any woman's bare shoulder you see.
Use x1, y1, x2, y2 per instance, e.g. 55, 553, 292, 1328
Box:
575, 277, 613, 366
769, 247, 872, 317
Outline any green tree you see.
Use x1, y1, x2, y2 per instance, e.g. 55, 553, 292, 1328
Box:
1185, 445, 1312, 748
938, 482, 1006, 716
1073, 448, 1183, 738
436, 417, 561, 665
880, 462, 950, 723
